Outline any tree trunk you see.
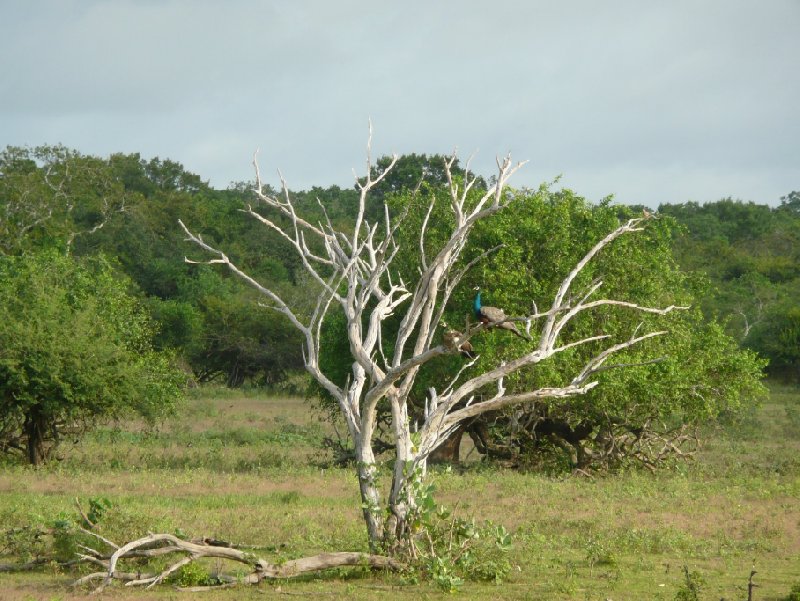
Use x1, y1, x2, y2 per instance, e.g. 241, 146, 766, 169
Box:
383, 394, 418, 549
354, 440, 384, 552
24, 405, 47, 466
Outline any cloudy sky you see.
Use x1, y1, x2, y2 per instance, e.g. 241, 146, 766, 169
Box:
2, 1, 798, 207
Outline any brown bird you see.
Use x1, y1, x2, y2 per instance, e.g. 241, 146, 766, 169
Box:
443, 328, 476, 359
473, 287, 530, 340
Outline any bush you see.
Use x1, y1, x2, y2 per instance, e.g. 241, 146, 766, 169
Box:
0, 252, 184, 464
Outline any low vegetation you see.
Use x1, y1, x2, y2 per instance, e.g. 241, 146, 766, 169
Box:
1, 383, 797, 600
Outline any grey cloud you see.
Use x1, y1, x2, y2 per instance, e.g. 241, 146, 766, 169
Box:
1, 0, 798, 204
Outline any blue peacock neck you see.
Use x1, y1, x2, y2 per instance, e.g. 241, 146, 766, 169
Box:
473, 290, 482, 317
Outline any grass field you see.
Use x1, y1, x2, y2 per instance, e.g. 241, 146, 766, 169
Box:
1, 384, 798, 600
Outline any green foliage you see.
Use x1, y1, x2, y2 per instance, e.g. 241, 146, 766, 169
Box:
584, 534, 617, 572
0, 251, 184, 464
660, 195, 800, 379
458, 191, 765, 425
474, 192, 764, 468
4, 144, 788, 398
674, 565, 705, 601
0, 144, 305, 389
94, 160, 305, 385
51, 519, 78, 563
746, 291, 800, 378
2, 525, 49, 564
172, 561, 214, 587
0, 145, 133, 256
317, 181, 766, 469
362, 153, 486, 222
0, 141, 786, 479
2, 497, 114, 566
399, 466, 513, 591
86, 497, 112, 526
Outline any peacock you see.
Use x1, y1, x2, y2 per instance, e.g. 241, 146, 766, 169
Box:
473, 286, 530, 340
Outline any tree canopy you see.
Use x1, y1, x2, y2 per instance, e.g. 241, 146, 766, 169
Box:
0, 252, 185, 464
660, 195, 800, 379
317, 178, 767, 469
3, 144, 791, 389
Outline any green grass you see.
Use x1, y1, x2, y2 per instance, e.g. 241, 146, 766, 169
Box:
1, 385, 799, 600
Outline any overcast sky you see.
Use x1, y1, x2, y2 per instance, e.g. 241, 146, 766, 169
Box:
2, 1, 798, 207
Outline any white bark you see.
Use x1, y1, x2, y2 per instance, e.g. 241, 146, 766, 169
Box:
180, 131, 686, 545
81, 532, 401, 593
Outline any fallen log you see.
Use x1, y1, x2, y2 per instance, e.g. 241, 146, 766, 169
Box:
74, 532, 402, 593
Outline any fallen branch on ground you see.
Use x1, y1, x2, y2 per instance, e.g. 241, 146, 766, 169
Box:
71, 532, 402, 593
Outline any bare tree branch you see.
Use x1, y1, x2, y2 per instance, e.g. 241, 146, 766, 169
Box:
179, 135, 686, 550
80, 532, 402, 593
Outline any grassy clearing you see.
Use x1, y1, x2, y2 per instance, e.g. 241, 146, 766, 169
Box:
1, 384, 798, 600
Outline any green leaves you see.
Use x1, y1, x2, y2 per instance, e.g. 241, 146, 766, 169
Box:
0, 251, 184, 463
661, 197, 800, 378
396, 464, 514, 589
0, 145, 133, 256
377, 183, 765, 469
314, 174, 766, 470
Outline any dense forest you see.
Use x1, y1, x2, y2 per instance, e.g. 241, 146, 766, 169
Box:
0, 145, 796, 462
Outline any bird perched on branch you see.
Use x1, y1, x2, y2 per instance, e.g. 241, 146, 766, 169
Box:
442, 326, 476, 359
473, 286, 530, 340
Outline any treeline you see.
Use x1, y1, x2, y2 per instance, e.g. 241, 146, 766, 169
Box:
1, 145, 797, 388
660, 195, 800, 379
1, 146, 309, 390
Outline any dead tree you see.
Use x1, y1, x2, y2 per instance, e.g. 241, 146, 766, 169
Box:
178, 129, 686, 555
